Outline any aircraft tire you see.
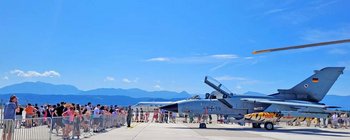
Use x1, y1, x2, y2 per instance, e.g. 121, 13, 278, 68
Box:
199, 123, 207, 129
264, 122, 274, 130
252, 123, 261, 128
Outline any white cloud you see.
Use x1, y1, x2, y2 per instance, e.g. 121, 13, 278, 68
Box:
210, 61, 231, 71
146, 57, 171, 62
263, 8, 287, 16
10, 69, 60, 78
154, 84, 162, 90
214, 75, 260, 86
214, 76, 247, 81
122, 78, 139, 84
240, 79, 260, 85
146, 54, 239, 63
146, 54, 246, 71
253, 1, 339, 25
313, 0, 338, 9
105, 76, 115, 81
134, 78, 139, 83
122, 78, 132, 83
301, 26, 350, 42
3, 76, 9, 80
244, 57, 254, 60
210, 54, 239, 59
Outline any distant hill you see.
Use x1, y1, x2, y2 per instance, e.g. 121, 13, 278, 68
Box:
83, 88, 190, 99
0, 82, 191, 99
0, 82, 81, 95
0, 93, 183, 106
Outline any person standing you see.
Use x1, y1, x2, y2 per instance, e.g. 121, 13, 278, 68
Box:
135, 108, 139, 122
322, 116, 328, 128
145, 111, 149, 123
127, 106, 133, 127
25, 103, 36, 128
92, 104, 101, 132
140, 108, 144, 122
164, 110, 169, 123
202, 107, 209, 124
340, 113, 348, 129
86, 102, 92, 112
331, 113, 338, 128
315, 118, 321, 128
3, 95, 18, 140
15, 106, 23, 128
152, 109, 159, 123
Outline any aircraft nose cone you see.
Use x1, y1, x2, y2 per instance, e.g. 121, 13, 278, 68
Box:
160, 103, 178, 112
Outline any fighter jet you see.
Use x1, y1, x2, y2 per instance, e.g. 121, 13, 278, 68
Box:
160, 67, 345, 130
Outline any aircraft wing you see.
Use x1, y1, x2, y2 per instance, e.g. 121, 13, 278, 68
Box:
241, 98, 338, 109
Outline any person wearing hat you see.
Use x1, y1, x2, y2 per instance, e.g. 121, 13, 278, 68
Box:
2, 95, 18, 140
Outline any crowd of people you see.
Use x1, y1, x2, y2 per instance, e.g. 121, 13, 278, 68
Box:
132, 108, 177, 124
2, 95, 133, 140
286, 112, 350, 129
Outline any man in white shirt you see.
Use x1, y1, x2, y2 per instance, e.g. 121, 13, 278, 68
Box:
331, 113, 338, 128
93, 104, 101, 132
86, 102, 92, 112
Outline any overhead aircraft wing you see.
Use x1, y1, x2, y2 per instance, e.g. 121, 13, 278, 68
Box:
252, 38, 350, 54
241, 98, 338, 109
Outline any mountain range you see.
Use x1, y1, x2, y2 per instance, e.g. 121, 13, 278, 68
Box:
0, 82, 348, 110
0, 82, 191, 99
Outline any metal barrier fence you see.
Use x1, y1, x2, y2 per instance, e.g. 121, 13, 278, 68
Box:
0, 114, 126, 140
0, 117, 50, 140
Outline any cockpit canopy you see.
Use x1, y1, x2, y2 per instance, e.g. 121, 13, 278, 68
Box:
204, 76, 235, 98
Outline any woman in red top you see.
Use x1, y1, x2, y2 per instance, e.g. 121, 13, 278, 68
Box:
152, 109, 159, 123
62, 104, 74, 140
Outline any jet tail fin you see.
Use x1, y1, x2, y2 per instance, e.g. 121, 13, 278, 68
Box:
272, 67, 345, 102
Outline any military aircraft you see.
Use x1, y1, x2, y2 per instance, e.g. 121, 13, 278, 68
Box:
160, 67, 345, 130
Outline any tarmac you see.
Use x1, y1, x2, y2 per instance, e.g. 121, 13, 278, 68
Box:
87, 123, 350, 140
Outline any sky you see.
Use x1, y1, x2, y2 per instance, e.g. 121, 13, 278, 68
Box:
0, 0, 350, 96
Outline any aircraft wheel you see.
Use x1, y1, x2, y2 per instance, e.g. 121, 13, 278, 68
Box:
252, 123, 261, 128
264, 122, 274, 130
199, 123, 207, 128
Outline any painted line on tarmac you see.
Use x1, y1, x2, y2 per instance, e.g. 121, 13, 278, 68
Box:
132, 123, 151, 140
